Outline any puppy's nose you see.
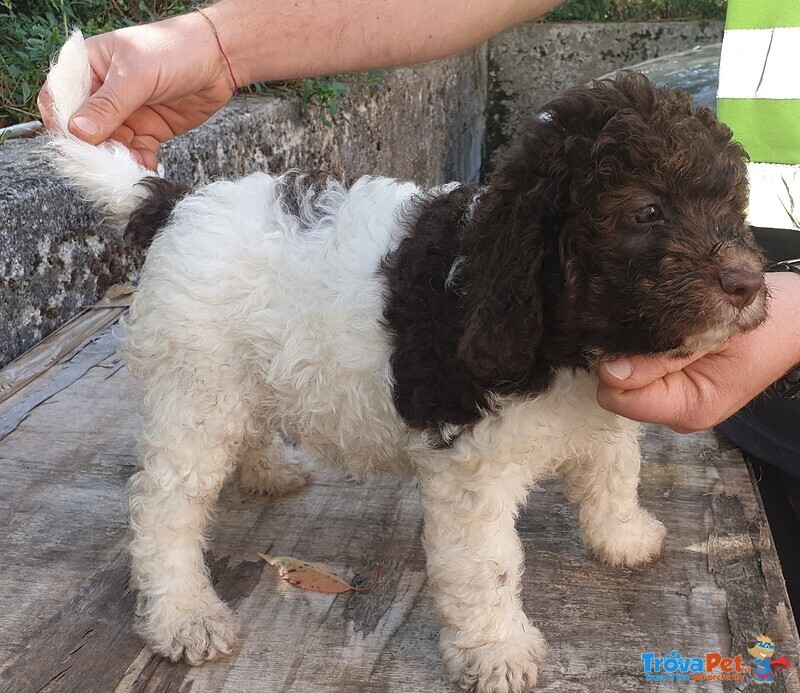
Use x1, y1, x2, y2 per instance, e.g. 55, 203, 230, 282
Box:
719, 269, 763, 309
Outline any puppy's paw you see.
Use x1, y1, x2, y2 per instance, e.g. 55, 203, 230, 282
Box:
136, 596, 239, 665
441, 622, 546, 693
588, 508, 666, 568
237, 445, 314, 496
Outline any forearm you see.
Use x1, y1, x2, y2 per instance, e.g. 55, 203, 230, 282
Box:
199, 0, 562, 86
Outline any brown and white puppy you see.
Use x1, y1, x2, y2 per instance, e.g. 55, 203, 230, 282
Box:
48, 31, 764, 693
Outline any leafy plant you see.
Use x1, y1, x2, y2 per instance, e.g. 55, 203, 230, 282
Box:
252, 70, 388, 126
299, 78, 348, 125
0, 0, 192, 127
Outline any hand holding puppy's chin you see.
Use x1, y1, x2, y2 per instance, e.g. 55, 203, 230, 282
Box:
597, 272, 800, 433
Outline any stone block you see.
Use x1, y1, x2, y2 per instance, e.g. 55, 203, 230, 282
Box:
486, 21, 724, 169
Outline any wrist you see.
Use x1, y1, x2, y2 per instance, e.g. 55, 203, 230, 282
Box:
763, 270, 800, 368
189, 3, 251, 88
767, 270, 800, 399
189, 7, 239, 94
156, 11, 237, 96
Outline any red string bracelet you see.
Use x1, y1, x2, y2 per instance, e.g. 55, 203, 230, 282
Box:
193, 6, 238, 96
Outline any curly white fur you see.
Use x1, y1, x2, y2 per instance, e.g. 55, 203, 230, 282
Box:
48, 32, 665, 693
46, 30, 151, 219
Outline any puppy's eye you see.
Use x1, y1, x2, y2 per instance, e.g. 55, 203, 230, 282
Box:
634, 205, 663, 224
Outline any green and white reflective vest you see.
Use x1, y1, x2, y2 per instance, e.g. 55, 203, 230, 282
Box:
717, 0, 800, 231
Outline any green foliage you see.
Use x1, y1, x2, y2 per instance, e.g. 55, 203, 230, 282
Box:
299, 70, 389, 124
0, 0, 192, 127
255, 70, 388, 126
299, 78, 348, 125
545, 0, 726, 22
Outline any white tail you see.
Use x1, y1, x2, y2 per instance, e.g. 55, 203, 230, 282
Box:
47, 30, 150, 219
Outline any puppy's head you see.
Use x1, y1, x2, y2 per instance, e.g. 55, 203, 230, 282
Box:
460, 71, 765, 380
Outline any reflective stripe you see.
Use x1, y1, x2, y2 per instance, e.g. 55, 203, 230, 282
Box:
717, 28, 800, 99
746, 162, 800, 230
725, 0, 800, 30
720, 0, 800, 231
717, 98, 800, 165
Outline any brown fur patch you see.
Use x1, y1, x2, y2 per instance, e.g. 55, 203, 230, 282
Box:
124, 177, 190, 248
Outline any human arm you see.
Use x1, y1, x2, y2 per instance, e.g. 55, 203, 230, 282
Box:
596, 272, 800, 433
215, 0, 563, 85
38, 0, 563, 169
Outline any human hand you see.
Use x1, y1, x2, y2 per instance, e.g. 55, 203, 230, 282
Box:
37, 12, 236, 170
597, 272, 800, 433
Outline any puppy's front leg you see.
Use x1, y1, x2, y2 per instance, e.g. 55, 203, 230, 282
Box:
418, 465, 546, 693
128, 383, 247, 665
563, 418, 665, 568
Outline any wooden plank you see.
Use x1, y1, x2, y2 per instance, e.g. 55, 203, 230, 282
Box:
0, 551, 267, 693
0, 551, 141, 693
0, 285, 132, 405
0, 312, 797, 693
0, 353, 139, 687
0, 323, 124, 440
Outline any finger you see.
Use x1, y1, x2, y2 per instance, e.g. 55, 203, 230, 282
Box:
598, 352, 745, 432
36, 83, 56, 131
130, 134, 161, 171
101, 115, 161, 169
68, 74, 144, 145
111, 123, 136, 148
98, 124, 143, 165
136, 148, 159, 171
596, 373, 698, 431
598, 351, 708, 391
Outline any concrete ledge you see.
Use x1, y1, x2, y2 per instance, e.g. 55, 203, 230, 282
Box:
0, 47, 486, 368
486, 20, 724, 167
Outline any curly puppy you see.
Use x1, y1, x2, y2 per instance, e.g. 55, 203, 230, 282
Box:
47, 32, 765, 692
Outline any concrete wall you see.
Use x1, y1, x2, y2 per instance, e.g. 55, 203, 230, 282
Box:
0, 47, 486, 368
486, 20, 724, 168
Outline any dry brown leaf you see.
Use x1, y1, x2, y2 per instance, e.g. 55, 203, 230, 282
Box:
259, 553, 381, 594
102, 282, 136, 300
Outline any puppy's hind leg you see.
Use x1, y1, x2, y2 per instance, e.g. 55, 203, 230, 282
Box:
418, 462, 546, 693
128, 362, 251, 665
236, 431, 314, 496
562, 419, 665, 568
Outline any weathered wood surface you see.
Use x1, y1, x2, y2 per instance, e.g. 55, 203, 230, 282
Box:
0, 311, 798, 693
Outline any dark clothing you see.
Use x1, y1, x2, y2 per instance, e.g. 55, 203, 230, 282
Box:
718, 395, 800, 477
718, 404, 800, 627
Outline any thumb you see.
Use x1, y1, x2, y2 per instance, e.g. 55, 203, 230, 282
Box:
598, 352, 707, 391
596, 352, 713, 431
68, 75, 140, 144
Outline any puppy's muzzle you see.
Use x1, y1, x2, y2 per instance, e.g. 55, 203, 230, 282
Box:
719, 268, 764, 310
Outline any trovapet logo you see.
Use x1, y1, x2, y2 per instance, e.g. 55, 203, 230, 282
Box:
641, 651, 746, 683
641, 634, 792, 684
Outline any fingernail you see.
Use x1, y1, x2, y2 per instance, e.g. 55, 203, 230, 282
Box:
71, 115, 99, 135
604, 359, 633, 380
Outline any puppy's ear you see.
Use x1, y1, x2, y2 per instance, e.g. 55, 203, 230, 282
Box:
457, 74, 656, 381
457, 115, 569, 381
